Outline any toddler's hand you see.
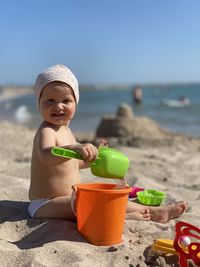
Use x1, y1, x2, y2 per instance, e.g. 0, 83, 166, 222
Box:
97, 139, 108, 147
74, 143, 98, 162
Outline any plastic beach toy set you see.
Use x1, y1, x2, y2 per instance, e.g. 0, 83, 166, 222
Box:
52, 146, 166, 245
51, 146, 200, 265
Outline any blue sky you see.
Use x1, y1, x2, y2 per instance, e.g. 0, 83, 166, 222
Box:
0, 0, 200, 85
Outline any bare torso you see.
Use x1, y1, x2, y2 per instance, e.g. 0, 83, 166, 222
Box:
29, 123, 81, 200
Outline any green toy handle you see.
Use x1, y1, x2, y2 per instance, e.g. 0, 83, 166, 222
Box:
51, 147, 84, 160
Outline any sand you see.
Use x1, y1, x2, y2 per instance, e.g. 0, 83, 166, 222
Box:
0, 86, 33, 102
0, 120, 200, 267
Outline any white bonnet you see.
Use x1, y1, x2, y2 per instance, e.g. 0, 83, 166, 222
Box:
34, 64, 79, 104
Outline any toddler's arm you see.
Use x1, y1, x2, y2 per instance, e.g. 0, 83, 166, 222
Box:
36, 127, 97, 166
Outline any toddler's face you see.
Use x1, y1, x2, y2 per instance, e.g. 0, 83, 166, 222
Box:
39, 81, 76, 126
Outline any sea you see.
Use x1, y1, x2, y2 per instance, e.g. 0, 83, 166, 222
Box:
0, 84, 200, 137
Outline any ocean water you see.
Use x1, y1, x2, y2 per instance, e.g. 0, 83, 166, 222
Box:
0, 84, 200, 137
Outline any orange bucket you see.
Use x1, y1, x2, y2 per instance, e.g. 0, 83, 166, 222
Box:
75, 183, 131, 246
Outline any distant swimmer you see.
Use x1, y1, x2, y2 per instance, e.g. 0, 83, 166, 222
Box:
133, 86, 143, 104
179, 95, 191, 106
163, 95, 191, 107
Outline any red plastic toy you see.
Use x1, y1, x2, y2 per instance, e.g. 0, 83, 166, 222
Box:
173, 221, 200, 266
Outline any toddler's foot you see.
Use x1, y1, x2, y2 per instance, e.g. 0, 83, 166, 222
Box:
149, 201, 187, 223
126, 208, 150, 221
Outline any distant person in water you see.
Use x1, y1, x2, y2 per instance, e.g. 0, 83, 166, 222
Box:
179, 95, 191, 105
133, 86, 143, 104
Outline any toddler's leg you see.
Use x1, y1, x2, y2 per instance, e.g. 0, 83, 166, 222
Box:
127, 200, 187, 223
148, 201, 188, 223
33, 196, 76, 221
126, 209, 150, 221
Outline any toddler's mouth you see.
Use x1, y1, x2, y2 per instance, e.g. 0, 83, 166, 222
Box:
51, 113, 65, 117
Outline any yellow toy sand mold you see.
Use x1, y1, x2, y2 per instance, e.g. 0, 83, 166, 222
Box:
152, 239, 177, 255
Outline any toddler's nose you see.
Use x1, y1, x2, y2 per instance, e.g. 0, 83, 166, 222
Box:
55, 102, 64, 110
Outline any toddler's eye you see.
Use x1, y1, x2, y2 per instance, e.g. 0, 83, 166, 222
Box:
47, 99, 54, 103
63, 99, 70, 103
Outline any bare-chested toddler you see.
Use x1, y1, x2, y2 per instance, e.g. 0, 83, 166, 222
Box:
28, 64, 187, 223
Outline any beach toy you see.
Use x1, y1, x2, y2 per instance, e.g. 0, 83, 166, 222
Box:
136, 189, 166, 206
174, 221, 200, 266
51, 146, 129, 179
152, 221, 200, 267
74, 183, 131, 246
129, 186, 144, 198
152, 239, 177, 255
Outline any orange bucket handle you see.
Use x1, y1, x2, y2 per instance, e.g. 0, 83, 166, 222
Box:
71, 185, 77, 216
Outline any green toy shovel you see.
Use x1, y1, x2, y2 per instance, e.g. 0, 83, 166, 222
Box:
51, 146, 129, 179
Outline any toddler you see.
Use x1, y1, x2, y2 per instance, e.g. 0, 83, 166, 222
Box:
28, 64, 187, 223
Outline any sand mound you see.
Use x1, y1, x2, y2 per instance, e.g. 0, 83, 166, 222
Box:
96, 103, 200, 148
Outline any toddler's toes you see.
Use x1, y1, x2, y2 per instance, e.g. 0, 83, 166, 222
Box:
141, 208, 151, 220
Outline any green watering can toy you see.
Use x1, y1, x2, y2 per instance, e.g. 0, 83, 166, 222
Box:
51, 146, 129, 179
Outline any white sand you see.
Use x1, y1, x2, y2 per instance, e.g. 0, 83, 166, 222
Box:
0, 120, 200, 267
0, 87, 33, 102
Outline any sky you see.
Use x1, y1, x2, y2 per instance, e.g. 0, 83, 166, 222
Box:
0, 0, 200, 85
